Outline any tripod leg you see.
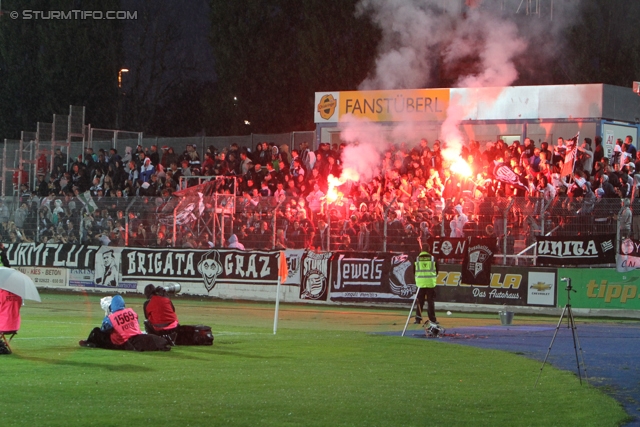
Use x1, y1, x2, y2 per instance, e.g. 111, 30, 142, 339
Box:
535, 305, 567, 387
401, 290, 419, 337
567, 306, 588, 384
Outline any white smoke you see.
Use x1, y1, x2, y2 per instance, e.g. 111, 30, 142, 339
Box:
445, 10, 526, 88
440, 8, 527, 158
338, 0, 584, 177
356, 0, 454, 90
338, 114, 387, 183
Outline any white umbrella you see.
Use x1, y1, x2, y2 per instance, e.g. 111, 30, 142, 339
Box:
0, 267, 41, 302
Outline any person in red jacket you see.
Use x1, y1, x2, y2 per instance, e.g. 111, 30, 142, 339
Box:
143, 285, 179, 344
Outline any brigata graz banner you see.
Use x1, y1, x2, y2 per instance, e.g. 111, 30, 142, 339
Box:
6, 243, 99, 268
120, 247, 280, 291
536, 235, 616, 266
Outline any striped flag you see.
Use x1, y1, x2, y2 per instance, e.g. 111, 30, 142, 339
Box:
77, 191, 98, 214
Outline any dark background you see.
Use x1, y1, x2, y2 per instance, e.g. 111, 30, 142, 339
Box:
0, 0, 638, 139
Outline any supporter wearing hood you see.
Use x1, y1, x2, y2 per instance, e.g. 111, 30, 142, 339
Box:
228, 234, 245, 250
140, 157, 155, 183
80, 295, 142, 349
122, 146, 132, 164
101, 295, 141, 346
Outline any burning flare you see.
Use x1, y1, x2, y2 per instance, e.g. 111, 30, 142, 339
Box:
326, 168, 360, 204
441, 140, 472, 178
449, 157, 472, 178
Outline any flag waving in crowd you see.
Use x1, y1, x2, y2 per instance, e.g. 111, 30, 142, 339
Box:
77, 190, 98, 214
492, 161, 528, 191
561, 132, 580, 179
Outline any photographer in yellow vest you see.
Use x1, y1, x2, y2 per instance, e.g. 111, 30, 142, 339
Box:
414, 250, 438, 325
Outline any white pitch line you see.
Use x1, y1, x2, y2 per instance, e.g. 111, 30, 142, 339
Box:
13, 336, 80, 340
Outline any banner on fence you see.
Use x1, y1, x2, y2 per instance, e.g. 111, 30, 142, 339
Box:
6, 243, 98, 268
616, 238, 640, 272
284, 249, 304, 285
328, 257, 555, 306
330, 252, 416, 302
437, 265, 556, 306
94, 247, 123, 287
536, 235, 616, 266
460, 237, 496, 285
121, 248, 281, 291
300, 251, 332, 301
427, 238, 467, 259
68, 268, 137, 290
558, 267, 640, 309
15, 266, 67, 288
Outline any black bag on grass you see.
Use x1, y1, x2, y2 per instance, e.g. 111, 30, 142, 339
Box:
175, 325, 214, 346
0, 340, 11, 355
125, 334, 172, 352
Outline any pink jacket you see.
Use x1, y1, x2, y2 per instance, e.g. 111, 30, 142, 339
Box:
0, 289, 22, 332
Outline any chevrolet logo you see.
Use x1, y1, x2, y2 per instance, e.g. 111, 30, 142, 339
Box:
531, 282, 551, 291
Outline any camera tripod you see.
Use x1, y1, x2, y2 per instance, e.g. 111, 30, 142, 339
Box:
535, 278, 588, 387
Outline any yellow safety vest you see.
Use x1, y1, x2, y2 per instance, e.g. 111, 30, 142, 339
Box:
415, 251, 436, 288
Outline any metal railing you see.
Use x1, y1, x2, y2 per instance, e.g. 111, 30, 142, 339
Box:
1, 191, 625, 267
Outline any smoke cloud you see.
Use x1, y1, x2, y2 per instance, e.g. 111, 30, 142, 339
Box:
336, 0, 584, 175
338, 114, 387, 183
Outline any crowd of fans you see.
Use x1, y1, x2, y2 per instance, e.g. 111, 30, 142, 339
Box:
4, 132, 637, 253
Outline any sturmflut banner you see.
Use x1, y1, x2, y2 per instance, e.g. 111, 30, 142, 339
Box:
6, 243, 98, 268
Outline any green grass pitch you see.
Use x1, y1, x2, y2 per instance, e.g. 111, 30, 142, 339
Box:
0, 292, 629, 427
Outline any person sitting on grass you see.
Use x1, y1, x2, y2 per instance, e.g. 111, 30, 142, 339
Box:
143, 285, 179, 345
80, 294, 170, 351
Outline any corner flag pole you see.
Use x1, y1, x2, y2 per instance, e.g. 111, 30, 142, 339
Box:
273, 276, 282, 335
273, 251, 288, 335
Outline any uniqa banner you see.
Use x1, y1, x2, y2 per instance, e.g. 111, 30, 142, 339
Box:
6, 243, 98, 268
536, 235, 616, 266
120, 247, 281, 291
